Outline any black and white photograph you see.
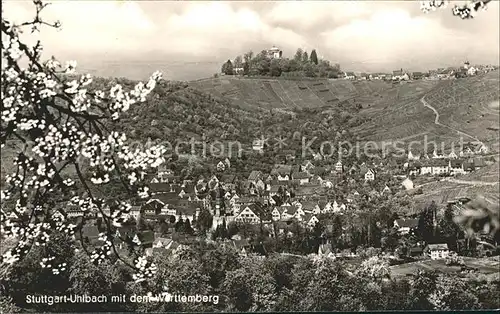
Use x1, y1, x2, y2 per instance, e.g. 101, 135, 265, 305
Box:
1, 0, 499, 312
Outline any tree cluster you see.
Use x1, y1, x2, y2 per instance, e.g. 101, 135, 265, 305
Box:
223, 48, 343, 78
1, 234, 498, 313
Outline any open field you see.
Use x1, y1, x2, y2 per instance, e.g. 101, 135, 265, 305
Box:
390, 256, 500, 278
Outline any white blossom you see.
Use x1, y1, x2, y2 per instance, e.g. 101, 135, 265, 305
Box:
1, 0, 164, 280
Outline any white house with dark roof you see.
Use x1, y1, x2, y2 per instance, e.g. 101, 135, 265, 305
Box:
425, 243, 450, 260
271, 207, 282, 221
344, 72, 356, 80
449, 159, 466, 175
235, 204, 261, 224
364, 169, 375, 181
393, 218, 418, 235
305, 214, 319, 227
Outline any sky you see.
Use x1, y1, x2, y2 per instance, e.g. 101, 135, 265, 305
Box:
3, 0, 499, 80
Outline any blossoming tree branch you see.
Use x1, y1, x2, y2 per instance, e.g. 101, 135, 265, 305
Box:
420, 0, 491, 18
1, 0, 163, 282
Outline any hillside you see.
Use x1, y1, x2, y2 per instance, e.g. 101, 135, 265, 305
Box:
354, 71, 500, 151
193, 72, 500, 154
189, 76, 394, 112
410, 160, 499, 208
109, 79, 259, 143
1, 78, 266, 180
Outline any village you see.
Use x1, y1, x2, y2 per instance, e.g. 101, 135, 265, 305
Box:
223, 45, 498, 82
63, 137, 494, 263
342, 60, 498, 82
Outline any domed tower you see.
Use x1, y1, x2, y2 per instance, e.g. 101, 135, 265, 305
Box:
463, 60, 470, 69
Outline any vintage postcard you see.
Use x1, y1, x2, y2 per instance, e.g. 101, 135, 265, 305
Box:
1, 0, 499, 312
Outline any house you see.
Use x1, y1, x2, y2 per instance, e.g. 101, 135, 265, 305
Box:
382, 185, 392, 195
67, 206, 85, 218
248, 171, 263, 184
432, 159, 449, 175
153, 237, 173, 248
252, 139, 265, 153
220, 174, 237, 189
271, 207, 282, 221
432, 149, 444, 159
449, 159, 466, 175
231, 239, 251, 257
420, 162, 432, 175
267, 46, 282, 59
149, 182, 170, 195
280, 205, 305, 221
407, 151, 420, 161
142, 199, 164, 216
472, 157, 486, 170
463, 161, 475, 173
393, 69, 403, 78
344, 72, 356, 80
467, 66, 477, 76
157, 165, 174, 182
253, 179, 266, 193
448, 151, 458, 159
216, 161, 226, 172
348, 164, 358, 175
393, 69, 409, 81
282, 149, 296, 162
271, 164, 292, 179
276, 172, 289, 181
235, 204, 262, 224
129, 206, 141, 219
133, 230, 155, 256
455, 68, 468, 79
305, 214, 319, 227
364, 169, 375, 181
317, 242, 335, 258
401, 177, 414, 190
293, 172, 310, 185
269, 185, 282, 198
425, 243, 450, 260
294, 184, 325, 199
460, 143, 476, 157
302, 161, 315, 173
476, 144, 489, 154
393, 218, 418, 235
335, 160, 343, 173
409, 246, 424, 257
412, 72, 424, 80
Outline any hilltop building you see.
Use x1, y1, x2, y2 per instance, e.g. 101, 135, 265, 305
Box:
267, 46, 283, 59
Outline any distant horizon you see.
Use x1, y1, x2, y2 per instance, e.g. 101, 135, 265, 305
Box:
73, 57, 499, 82
4, 0, 499, 81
